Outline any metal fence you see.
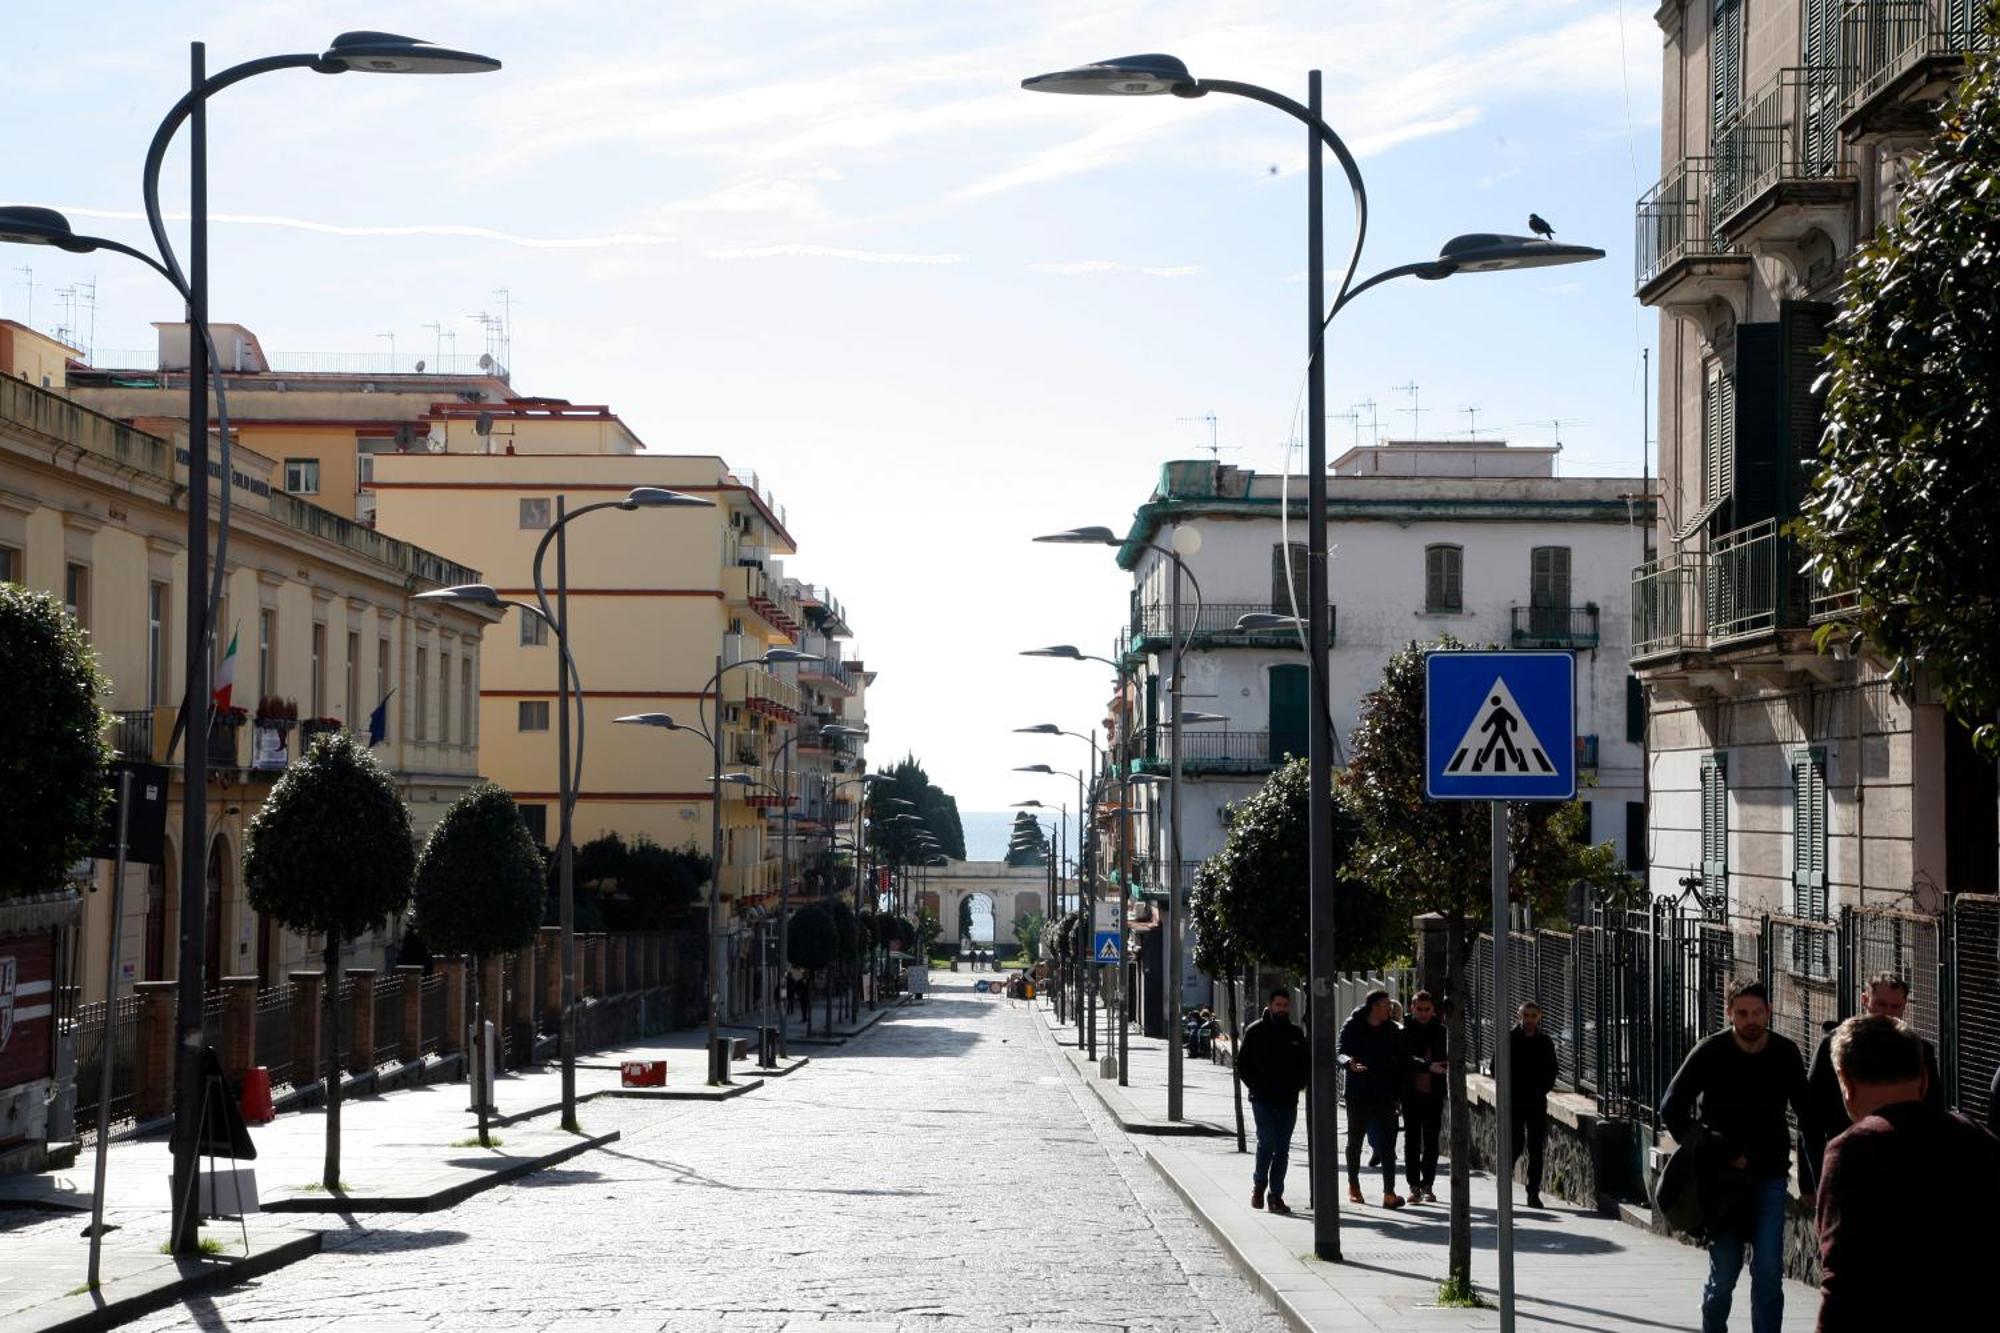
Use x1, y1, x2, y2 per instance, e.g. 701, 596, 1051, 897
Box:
420, 973, 446, 1056
255, 983, 296, 1087
373, 975, 405, 1067
71, 994, 142, 1141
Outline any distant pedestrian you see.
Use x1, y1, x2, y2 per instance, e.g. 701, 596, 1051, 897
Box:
1509, 1001, 1559, 1208
1815, 1015, 2000, 1330
1800, 972, 1942, 1197
1400, 990, 1448, 1203
1339, 989, 1405, 1208
1659, 979, 1809, 1333
1235, 985, 1309, 1215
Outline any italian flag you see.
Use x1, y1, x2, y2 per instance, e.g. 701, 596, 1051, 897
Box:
213, 623, 239, 711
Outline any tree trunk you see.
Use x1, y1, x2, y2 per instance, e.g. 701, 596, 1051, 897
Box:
1445, 911, 1473, 1292
1228, 973, 1246, 1154
322, 940, 342, 1191
474, 953, 491, 1148
803, 972, 814, 1036
824, 966, 834, 1034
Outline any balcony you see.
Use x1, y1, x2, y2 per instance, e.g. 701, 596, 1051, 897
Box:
1711, 69, 1856, 239
1631, 553, 1707, 665
722, 564, 803, 641
799, 657, 857, 695
1708, 519, 1811, 646
1128, 601, 1336, 654
1131, 729, 1280, 777
1635, 159, 1751, 306
722, 667, 801, 722
1841, 1, 1995, 136
1509, 605, 1600, 650
207, 716, 243, 769
108, 709, 158, 761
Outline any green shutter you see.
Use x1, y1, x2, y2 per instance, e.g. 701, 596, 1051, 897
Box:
1271, 543, 1310, 613
1792, 748, 1828, 921
1711, 0, 1744, 134
1704, 365, 1736, 519
1801, 0, 1840, 175
1268, 664, 1310, 764
1781, 302, 1836, 516
1700, 753, 1729, 916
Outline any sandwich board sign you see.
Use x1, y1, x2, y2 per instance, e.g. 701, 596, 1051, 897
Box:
1425, 651, 1576, 802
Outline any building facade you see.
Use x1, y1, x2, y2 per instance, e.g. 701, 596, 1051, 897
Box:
1632, 0, 1996, 922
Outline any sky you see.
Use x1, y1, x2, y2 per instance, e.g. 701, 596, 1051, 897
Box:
1, 0, 1662, 820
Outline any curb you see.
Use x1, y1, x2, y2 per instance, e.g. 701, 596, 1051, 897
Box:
1030, 996, 1231, 1138
17, 1228, 323, 1333
261, 1130, 620, 1213
1144, 1148, 1317, 1333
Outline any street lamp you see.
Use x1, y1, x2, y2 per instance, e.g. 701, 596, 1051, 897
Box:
1025, 51, 1602, 1270
0, 31, 502, 1257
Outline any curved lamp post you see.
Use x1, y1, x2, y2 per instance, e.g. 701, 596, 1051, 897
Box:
1, 31, 501, 1258
1025, 52, 1602, 1269
767, 723, 867, 1051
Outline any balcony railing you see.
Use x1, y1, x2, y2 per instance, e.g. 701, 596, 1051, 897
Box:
1510, 605, 1600, 650
1631, 553, 1707, 662
1712, 68, 1852, 226
1578, 734, 1601, 770
724, 563, 803, 638
207, 717, 243, 769
1129, 601, 1335, 650
1636, 159, 1736, 290
109, 709, 156, 761
1132, 729, 1280, 775
1841, 1, 1996, 122
800, 657, 857, 694
1709, 519, 1810, 644
1810, 585, 1862, 623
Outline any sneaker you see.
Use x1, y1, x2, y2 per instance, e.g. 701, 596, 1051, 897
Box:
1348, 1185, 1364, 1205
1382, 1191, 1407, 1210
1267, 1196, 1293, 1216
1422, 1190, 1439, 1204
1251, 1185, 1265, 1210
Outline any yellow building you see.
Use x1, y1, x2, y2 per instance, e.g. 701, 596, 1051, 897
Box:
1, 324, 495, 1007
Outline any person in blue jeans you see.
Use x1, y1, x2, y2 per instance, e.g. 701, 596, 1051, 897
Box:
1234, 985, 1309, 1215
1659, 979, 1809, 1333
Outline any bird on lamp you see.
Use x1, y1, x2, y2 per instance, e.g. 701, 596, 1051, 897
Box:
1528, 213, 1556, 240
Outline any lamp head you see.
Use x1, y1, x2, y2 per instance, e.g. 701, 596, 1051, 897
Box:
1013, 764, 1056, 774
1180, 710, 1230, 725
622, 485, 714, 510
1235, 612, 1300, 631
614, 712, 679, 730
321, 31, 503, 75
1011, 800, 1048, 808
1021, 54, 1195, 97
413, 582, 505, 608
1014, 724, 1062, 735
820, 724, 867, 738
1435, 233, 1606, 274
716, 773, 756, 787
1033, 526, 1120, 546
1128, 773, 1169, 787
0, 206, 95, 253
760, 649, 821, 665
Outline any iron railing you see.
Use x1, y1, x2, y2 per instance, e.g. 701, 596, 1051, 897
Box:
255, 983, 296, 1087
1709, 519, 1811, 643
1131, 729, 1281, 775
207, 718, 242, 769
1636, 158, 1736, 289
70, 994, 142, 1141
372, 975, 405, 1067
1631, 553, 1706, 661
1712, 67, 1853, 225
1510, 605, 1600, 649
420, 973, 446, 1056
109, 709, 156, 761
1129, 601, 1335, 649
1841, 0, 1996, 120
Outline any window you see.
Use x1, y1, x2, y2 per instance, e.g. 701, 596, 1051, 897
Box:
1424, 545, 1462, 612
518, 699, 550, 732
518, 498, 551, 530
438, 649, 451, 745
1791, 748, 1829, 922
1704, 365, 1736, 516
345, 631, 360, 726
1268, 663, 1309, 764
376, 637, 391, 711
0, 544, 18, 584
284, 458, 320, 495
1625, 801, 1648, 874
148, 581, 170, 705
1711, 0, 1744, 134
414, 646, 429, 741
518, 803, 548, 844
519, 614, 549, 647
310, 622, 326, 718
1528, 546, 1572, 639
1270, 542, 1311, 613
1699, 753, 1728, 921
64, 562, 89, 627
257, 609, 276, 702
459, 656, 473, 745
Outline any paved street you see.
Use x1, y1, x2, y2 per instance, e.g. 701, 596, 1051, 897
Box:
120, 973, 1286, 1332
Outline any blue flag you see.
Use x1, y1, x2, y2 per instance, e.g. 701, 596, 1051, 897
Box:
367, 688, 395, 748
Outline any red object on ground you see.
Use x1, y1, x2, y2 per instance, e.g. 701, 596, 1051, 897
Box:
621, 1060, 667, 1088
240, 1065, 275, 1124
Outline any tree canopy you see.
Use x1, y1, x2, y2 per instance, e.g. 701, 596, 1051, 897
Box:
244, 730, 414, 942
566, 831, 708, 930
1801, 36, 2000, 751
864, 755, 967, 860
1002, 810, 1047, 867
789, 901, 837, 973
413, 783, 547, 959
0, 586, 110, 900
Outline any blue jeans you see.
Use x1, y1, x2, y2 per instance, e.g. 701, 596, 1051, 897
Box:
1250, 1096, 1298, 1197
1702, 1174, 1787, 1333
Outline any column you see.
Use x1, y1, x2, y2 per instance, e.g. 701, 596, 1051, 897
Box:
221, 975, 258, 1081
346, 967, 377, 1074
133, 980, 178, 1120
397, 965, 424, 1063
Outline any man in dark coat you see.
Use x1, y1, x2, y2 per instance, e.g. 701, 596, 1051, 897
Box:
1338, 989, 1405, 1208
1509, 1001, 1560, 1208
1799, 972, 1942, 1196
1816, 1015, 2000, 1330
1235, 985, 1309, 1214
1400, 990, 1448, 1203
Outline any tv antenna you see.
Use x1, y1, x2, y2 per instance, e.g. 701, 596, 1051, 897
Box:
1394, 381, 1423, 438
10, 265, 32, 329
1329, 407, 1361, 449
377, 331, 396, 373
1460, 405, 1482, 438
1178, 412, 1234, 459
1354, 398, 1380, 446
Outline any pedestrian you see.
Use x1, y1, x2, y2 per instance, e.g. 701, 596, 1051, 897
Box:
1235, 985, 1309, 1215
1509, 1001, 1559, 1208
1338, 989, 1405, 1208
1659, 979, 1809, 1333
1400, 989, 1448, 1204
1369, 1000, 1405, 1169
1799, 972, 1942, 1198
1815, 1015, 2000, 1329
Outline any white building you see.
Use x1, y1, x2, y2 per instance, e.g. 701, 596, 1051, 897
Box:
1112, 446, 1656, 894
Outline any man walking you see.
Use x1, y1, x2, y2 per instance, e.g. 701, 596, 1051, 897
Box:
1799, 972, 1941, 1196
1815, 1015, 2000, 1328
1400, 990, 1448, 1204
1510, 1001, 1559, 1208
1660, 980, 1809, 1333
1235, 985, 1308, 1215
1338, 989, 1405, 1208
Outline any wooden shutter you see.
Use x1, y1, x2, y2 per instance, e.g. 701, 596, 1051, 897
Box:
1781, 302, 1836, 513
1801, 0, 1841, 175
1704, 364, 1736, 520
1700, 753, 1728, 916
1792, 749, 1828, 920
1426, 545, 1461, 611
1271, 543, 1309, 613
1711, 0, 1745, 135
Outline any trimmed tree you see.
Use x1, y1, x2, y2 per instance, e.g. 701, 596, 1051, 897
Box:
412, 783, 546, 1145
789, 902, 836, 1035
0, 586, 111, 900
1800, 27, 2000, 751
243, 730, 414, 1189
1190, 858, 1249, 1153
1012, 910, 1044, 965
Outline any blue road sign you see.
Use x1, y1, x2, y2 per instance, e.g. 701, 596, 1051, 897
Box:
1093, 931, 1121, 964
1425, 651, 1576, 801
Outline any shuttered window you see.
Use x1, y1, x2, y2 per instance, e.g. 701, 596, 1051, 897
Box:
1425, 544, 1462, 612
1791, 748, 1829, 920
1711, 0, 1744, 136
1270, 542, 1311, 614
1705, 364, 1736, 518
1700, 753, 1728, 920
1801, 0, 1840, 175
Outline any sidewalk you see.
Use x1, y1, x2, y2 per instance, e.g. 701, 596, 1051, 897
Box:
1037, 997, 1234, 1136
1033, 995, 1820, 1332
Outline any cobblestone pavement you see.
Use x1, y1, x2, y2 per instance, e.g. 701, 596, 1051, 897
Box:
125, 975, 1289, 1332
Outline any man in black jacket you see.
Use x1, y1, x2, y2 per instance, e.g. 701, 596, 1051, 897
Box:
1659, 979, 1809, 1333
1400, 990, 1448, 1203
1338, 989, 1405, 1208
1235, 985, 1309, 1214
1509, 1001, 1560, 1208
1798, 972, 1942, 1197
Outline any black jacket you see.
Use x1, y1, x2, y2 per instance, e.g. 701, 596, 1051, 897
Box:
1510, 1025, 1559, 1108
1337, 1005, 1402, 1103
1236, 1009, 1309, 1103
1401, 1017, 1449, 1101
1660, 1028, 1809, 1180
1800, 1019, 1943, 1194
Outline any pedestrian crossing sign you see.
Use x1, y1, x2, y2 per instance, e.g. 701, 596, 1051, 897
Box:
1093, 931, 1121, 964
1424, 651, 1575, 801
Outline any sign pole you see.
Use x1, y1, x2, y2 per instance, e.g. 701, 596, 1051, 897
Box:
87, 767, 134, 1290
1490, 798, 1515, 1333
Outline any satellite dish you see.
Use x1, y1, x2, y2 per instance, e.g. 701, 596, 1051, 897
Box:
478, 353, 494, 370
474, 412, 494, 437
414, 359, 426, 373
